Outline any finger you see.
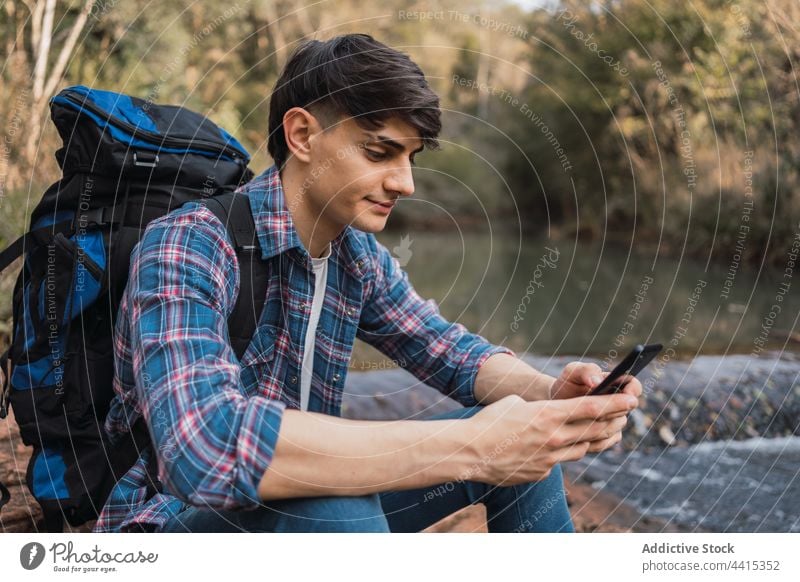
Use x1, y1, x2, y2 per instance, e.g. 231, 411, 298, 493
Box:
580, 372, 613, 394
560, 393, 638, 422
547, 416, 627, 446
552, 441, 592, 464
562, 415, 627, 444
597, 409, 630, 422
586, 431, 623, 454
620, 376, 643, 398
562, 361, 604, 386
584, 367, 607, 387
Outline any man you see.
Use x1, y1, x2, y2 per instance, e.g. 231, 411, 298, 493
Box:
91, 33, 641, 533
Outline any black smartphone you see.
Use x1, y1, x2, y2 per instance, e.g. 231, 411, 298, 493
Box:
589, 343, 663, 396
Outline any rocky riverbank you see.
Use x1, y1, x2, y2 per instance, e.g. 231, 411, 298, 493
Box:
342, 350, 800, 451
524, 351, 800, 452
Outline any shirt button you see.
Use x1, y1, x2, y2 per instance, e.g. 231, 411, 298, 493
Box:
290, 375, 298, 384
356, 259, 365, 270
346, 307, 356, 317
300, 302, 310, 312
332, 373, 341, 383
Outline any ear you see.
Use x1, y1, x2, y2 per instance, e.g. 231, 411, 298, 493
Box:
283, 107, 321, 164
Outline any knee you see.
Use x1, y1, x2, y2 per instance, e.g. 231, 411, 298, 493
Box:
538, 463, 568, 494
515, 464, 574, 533
513, 463, 569, 511
265, 494, 391, 533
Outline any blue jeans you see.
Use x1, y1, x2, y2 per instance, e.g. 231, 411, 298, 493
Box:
158, 405, 575, 533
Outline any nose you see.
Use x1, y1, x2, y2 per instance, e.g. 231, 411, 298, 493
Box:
383, 163, 415, 198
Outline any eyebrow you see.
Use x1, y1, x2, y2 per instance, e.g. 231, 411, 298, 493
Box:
363, 132, 424, 155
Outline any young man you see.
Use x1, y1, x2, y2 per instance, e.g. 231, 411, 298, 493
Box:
92, 34, 641, 533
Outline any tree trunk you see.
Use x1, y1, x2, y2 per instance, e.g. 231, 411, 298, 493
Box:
24, 0, 93, 163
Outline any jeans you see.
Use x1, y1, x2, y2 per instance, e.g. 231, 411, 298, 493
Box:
158, 405, 575, 533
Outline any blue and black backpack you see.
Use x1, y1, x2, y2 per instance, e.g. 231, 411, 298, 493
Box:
0, 86, 271, 531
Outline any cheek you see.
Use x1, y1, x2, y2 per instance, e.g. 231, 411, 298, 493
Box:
324, 189, 368, 218
338, 181, 374, 207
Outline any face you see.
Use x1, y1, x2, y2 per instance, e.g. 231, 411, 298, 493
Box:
300, 114, 423, 234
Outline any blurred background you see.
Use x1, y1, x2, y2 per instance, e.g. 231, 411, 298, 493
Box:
1, 0, 798, 358
1, 0, 799, 532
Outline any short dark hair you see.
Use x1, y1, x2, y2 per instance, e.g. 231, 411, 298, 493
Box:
268, 34, 442, 169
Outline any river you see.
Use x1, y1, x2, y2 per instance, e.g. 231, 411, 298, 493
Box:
374, 230, 800, 357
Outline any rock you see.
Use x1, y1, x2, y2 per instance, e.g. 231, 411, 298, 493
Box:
658, 425, 677, 446
423, 504, 487, 533
743, 423, 761, 438
521, 352, 800, 450
0, 409, 44, 532
562, 470, 695, 532
628, 409, 648, 436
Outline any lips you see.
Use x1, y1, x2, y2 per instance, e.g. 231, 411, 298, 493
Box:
366, 197, 396, 208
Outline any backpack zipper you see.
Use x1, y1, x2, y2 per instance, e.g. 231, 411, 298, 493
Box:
52, 232, 104, 281
60, 91, 246, 161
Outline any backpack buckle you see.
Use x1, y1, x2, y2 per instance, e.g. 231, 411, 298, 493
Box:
73, 206, 118, 229
133, 151, 159, 168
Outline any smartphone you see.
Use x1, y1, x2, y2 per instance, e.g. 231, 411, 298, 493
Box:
589, 343, 663, 396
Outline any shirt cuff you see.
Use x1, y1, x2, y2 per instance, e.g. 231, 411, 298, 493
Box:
234, 397, 287, 506
451, 342, 517, 407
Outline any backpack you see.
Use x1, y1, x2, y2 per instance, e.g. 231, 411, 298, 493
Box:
0, 86, 270, 532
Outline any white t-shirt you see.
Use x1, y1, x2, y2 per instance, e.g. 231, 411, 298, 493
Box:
300, 243, 331, 411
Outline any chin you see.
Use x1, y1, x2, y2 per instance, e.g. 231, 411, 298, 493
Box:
351, 215, 389, 233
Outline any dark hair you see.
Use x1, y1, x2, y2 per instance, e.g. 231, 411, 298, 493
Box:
268, 34, 442, 169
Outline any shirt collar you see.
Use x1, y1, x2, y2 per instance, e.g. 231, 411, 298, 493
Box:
245, 164, 366, 271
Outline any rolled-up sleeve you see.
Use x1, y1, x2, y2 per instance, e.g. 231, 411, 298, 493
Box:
356, 237, 515, 407
126, 203, 286, 509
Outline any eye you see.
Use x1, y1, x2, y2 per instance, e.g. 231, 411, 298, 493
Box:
365, 149, 387, 161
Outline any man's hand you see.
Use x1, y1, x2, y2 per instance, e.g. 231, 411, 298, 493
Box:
548, 361, 642, 452
550, 361, 643, 401
465, 392, 638, 485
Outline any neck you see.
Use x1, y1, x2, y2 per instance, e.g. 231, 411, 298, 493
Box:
280, 162, 340, 259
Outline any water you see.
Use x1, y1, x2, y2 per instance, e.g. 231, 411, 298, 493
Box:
572, 436, 800, 532
374, 230, 800, 357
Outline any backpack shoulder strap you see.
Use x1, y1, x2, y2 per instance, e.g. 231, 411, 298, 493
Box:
200, 192, 269, 361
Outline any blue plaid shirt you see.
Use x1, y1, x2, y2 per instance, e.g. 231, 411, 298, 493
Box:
93, 164, 514, 532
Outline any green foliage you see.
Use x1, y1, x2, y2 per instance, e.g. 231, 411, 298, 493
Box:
1, 0, 798, 268
505, 0, 800, 265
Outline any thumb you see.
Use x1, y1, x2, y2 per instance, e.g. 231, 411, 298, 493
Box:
577, 365, 605, 386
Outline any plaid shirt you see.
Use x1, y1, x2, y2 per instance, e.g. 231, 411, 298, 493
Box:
93, 164, 514, 533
